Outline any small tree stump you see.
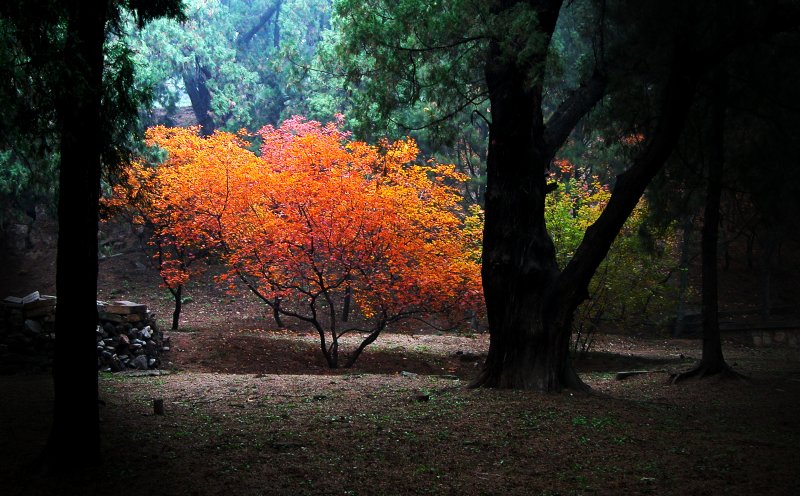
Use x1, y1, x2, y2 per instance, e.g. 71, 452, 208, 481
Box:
153, 398, 165, 415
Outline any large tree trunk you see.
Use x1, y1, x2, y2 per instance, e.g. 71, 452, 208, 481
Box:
473, 1, 577, 390
46, 0, 106, 468
475, 3, 700, 391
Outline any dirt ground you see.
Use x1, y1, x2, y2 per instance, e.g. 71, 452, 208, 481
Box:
2, 330, 799, 496
1, 222, 800, 495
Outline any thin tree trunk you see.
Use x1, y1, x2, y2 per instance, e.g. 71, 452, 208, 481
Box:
673, 216, 693, 337
272, 297, 284, 327
171, 285, 182, 330
237, 0, 281, 48
699, 69, 726, 370
342, 283, 351, 323
761, 232, 776, 320
47, 0, 106, 469
673, 68, 742, 382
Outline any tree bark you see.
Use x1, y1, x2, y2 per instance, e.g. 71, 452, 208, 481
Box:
237, 0, 281, 49
182, 60, 216, 136
473, 1, 574, 390
475, 3, 700, 391
171, 285, 182, 330
699, 69, 727, 370
672, 68, 742, 382
46, 0, 106, 468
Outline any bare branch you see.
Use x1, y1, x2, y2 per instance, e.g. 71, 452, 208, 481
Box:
543, 70, 606, 161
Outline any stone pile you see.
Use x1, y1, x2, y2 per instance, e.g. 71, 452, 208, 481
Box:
0, 291, 57, 372
0, 292, 168, 373
96, 300, 169, 372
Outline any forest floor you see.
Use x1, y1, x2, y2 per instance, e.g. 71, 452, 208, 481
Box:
1, 222, 800, 495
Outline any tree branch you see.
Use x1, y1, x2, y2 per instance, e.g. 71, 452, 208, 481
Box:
237, 0, 281, 49
542, 69, 606, 161
557, 47, 699, 315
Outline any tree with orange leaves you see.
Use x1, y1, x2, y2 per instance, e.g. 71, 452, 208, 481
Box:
119, 117, 482, 367
104, 127, 248, 329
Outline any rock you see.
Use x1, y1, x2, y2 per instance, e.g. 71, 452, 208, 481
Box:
110, 356, 125, 372
455, 351, 480, 362
101, 300, 148, 315
24, 319, 43, 334
400, 371, 418, 378
132, 355, 149, 370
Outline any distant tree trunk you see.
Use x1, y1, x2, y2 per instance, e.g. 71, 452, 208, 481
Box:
699, 72, 726, 370
341, 282, 352, 323
673, 68, 741, 382
760, 231, 776, 319
272, 297, 284, 328
273, 1, 281, 48
182, 60, 215, 136
170, 285, 182, 330
673, 216, 694, 337
46, 0, 106, 468
237, 0, 281, 48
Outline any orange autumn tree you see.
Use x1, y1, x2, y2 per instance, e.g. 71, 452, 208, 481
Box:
104, 127, 260, 329
137, 117, 482, 367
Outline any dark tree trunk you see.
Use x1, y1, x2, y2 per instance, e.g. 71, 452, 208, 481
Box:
474, 2, 699, 392
673, 216, 693, 337
673, 68, 742, 382
473, 1, 577, 391
273, 1, 281, 48
237, 0, 281, 48
699, 69, 727, 370
341, 283, 352, 323
171, 285, 182, 330
272, 297, 284, 327
46, 0, 106, 468
182, 61, 216, 136
760, 231, 776, 319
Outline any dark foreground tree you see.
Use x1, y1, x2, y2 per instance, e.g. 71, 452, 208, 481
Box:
2, 0, 184, 470
50, 0, 109, 465
335, 0, 800, 391
53, 0, 183, 470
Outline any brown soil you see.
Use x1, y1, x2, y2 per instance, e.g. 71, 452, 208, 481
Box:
1, 220, 799, 495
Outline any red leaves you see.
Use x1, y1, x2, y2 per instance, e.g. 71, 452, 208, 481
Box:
110, 116, 483, 335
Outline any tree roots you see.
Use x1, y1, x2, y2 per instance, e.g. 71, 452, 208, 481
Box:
670, 361, 748, 384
